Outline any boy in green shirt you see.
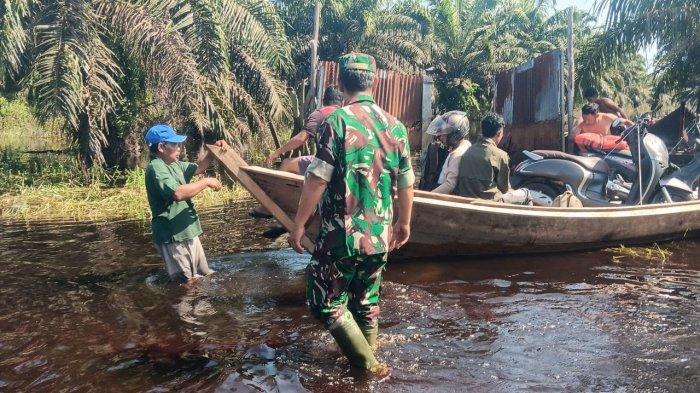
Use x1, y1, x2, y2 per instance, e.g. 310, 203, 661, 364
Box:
145, 124, 229, 283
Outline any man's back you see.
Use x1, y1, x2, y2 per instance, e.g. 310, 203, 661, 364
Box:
454, 138, 510, 201
308, 93, 414, 257
576, 112, 617, 136
592, 97, 625, 118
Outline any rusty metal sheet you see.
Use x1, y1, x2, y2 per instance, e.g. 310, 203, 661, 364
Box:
319, 61, 423, 148
494, 50, 564, 163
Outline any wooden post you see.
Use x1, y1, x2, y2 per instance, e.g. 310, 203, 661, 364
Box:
566, 6, 575, 150
206, 144, 316, 253
309, 1, 321, 97
421, 75, 434, 152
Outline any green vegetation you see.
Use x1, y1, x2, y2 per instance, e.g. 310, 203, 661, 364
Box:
0, 180, 247, 222
1, 0, 698, 221
3, 0, 694, 171
606, 244, 673, 263
596, 0, 700, 111
0, 147, 247, 221
1, 0, 292, 169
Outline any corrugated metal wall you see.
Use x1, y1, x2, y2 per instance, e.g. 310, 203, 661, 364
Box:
494, 50, 564, 163
319, 61, 424, 136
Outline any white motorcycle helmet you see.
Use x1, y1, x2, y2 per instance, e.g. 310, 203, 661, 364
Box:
426, 111, 470, 148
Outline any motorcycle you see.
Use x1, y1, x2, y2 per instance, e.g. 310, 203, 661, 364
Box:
581, 117, 700, 194
511, 117, 696, 206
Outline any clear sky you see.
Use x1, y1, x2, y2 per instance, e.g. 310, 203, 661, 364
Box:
554, 0, 604, 23
553, 0, 657, 69
554, 0, 598, 15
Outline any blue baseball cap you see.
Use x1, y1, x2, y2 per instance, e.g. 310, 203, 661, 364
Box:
145, 124, 187, 146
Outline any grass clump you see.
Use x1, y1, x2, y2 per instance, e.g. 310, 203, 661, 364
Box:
0, 172, 248, 222
605, 243, 673, 263
1, 99, 250, 222
0, 147, 249, 222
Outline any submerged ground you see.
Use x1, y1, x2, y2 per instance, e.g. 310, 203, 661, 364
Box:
1, 199, 698, 392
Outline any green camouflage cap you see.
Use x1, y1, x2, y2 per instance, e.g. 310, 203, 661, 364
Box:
339, 53, 376, 73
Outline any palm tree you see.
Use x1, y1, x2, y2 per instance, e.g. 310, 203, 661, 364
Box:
596, 0, 700, 110
429, 0, 571, 115
278, 0, 431, 78
0, 0, 292, 169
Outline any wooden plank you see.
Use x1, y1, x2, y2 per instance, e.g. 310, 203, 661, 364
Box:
206, 144, 316, 253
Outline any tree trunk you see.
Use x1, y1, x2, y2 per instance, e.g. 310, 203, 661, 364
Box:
104, 128, 142, 170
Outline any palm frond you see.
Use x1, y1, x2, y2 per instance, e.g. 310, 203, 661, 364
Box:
220, 0, 292, 73
30, 0, 92, 129
0, 0, 32, 84
229, 43, 290, 122
176, 0, 230, 79
94, 0, 215, 134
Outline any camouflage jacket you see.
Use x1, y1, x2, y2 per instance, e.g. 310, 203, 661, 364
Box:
306, 93, 415, 258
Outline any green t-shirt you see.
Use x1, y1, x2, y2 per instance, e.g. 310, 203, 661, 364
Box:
145, 158, 202, 244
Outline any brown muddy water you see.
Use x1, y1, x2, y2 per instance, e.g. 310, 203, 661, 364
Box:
1, 200, 698, 392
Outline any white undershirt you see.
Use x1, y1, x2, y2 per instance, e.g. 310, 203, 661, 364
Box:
433, 139, 472, 194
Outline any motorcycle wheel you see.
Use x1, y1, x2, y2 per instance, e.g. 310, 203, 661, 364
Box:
650, 189, 695, 204
520, 180, 561, 200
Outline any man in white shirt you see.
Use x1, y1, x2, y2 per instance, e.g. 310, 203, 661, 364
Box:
426, 111, 472, 194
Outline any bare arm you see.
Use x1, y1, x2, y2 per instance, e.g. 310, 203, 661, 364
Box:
289, 173, 327, 253
604, 98, 628, 119
173, 178, 220, 201
195, 140, 230, 175
194, 150, 213, 176
390, 186, 414, 250
268, 132, 310, 166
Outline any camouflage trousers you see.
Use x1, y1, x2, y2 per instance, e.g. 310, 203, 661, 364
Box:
306, 253, 388, 328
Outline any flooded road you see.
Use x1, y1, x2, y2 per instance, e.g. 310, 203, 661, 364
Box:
1, 200, 698, 392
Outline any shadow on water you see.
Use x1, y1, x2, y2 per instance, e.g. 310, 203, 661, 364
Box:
0, 198, 698, 392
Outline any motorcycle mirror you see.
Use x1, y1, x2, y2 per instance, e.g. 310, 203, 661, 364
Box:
610, 117, 626, 135
523, 150, 543, 161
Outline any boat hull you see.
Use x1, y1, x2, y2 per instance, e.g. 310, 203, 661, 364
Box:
242, 165, 700, 259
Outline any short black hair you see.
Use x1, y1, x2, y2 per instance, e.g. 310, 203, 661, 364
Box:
582, 102, 599, 115
338, 69, 374, 93
149, 142, 160, 156
583, 87, 598, 99
323, 85, 343, 106
481, 112, 505, 138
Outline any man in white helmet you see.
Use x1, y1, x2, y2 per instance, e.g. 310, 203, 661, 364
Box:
426, 111, 472, 194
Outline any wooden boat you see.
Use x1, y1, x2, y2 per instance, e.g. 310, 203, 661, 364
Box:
208, 145, 700, 259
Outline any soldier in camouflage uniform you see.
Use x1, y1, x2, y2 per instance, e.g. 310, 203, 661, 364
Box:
289, 53, 415, 374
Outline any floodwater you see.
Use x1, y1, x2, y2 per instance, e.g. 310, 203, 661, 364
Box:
1, 200, 698, 392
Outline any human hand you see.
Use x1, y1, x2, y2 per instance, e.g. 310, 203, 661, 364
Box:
266, 151, 279, 167
389, 223, 410, 251
214, 140, 231, 152
288, 225, 306, 253
206, 177, 222, 191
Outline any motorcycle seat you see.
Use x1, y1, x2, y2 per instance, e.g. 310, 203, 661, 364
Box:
532, 150, 610, 173
588, 149, 632, 158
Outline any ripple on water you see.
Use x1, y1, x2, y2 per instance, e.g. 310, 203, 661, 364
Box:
0, 211, 698, 391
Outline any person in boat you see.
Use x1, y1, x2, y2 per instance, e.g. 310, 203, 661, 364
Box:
288, 53, 414, 376
570, 103, 634, 153
453, 113, 533, 204
144, 124, 230, 283
583, 87, 628, 119
418, 119, 449, 191
426, 111, 471, 194
266, 85, 343, 174
249, 86, 343, 235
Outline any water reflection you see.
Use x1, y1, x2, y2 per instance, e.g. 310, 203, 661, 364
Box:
0, 200, 698, 391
